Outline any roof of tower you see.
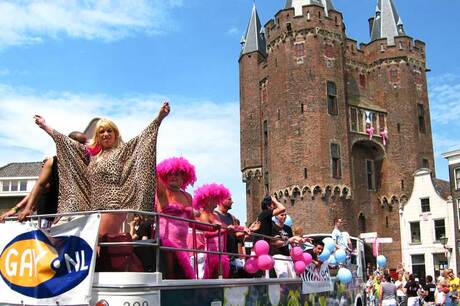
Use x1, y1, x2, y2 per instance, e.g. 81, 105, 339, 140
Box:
370, 0, 406, 45
285, 0, 335, 16
240, 3, 267, 58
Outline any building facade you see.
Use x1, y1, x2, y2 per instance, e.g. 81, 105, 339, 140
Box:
0, 162, 41, 213
442, 149, 460, 273
399, 169, 454, 278
239, 0, 435, 268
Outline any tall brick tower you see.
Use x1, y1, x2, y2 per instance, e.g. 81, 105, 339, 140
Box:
239, 0, 434, 267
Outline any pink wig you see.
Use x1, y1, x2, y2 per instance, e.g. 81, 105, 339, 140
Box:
193, 183, 231, 210
157, 157, 197, 190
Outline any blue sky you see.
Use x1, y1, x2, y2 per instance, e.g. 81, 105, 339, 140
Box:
0, 0, 458, 223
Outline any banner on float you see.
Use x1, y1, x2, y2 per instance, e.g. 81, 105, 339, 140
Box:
301, 261, 333, 294
0, 214, 101, 306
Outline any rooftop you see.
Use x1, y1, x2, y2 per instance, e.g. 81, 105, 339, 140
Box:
0, 162, 42, 178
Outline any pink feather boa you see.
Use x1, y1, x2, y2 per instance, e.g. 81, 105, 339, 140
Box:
193, 183, 231, 210
157, 157, 197, 190
161, 238, 195, 279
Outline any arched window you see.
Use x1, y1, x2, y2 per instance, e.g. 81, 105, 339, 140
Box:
358, 213, 366, 233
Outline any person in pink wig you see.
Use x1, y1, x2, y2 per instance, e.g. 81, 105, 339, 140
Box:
193, 183, 234, 279
156, 156, 197, 279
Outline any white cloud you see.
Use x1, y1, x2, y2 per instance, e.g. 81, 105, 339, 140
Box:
0, 0, 183, 48
0, 84, 247, 221
227, 27, 239, 36
429, 73, 460, 124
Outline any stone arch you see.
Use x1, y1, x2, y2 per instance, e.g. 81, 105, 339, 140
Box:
301, 186, 312, 199
380, 196, 389, 207
278, 191, 283, 199
290, 185, 301, 198
333, 185, 341, 196
323, 185, 333, 198
390, 195, 399, 207
313, 185, 322, 197
341, 186, 351, 199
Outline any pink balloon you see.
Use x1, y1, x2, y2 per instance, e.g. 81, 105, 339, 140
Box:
302, 252, 312, 265
290, 247, 303, 261
268, 256, 275, 270
244, 257, 259, 274
254, 240, 270, 256
294, 260, 306, 275
258, 254, 274, 270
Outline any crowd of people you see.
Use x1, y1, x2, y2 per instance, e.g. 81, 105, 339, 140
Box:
366, 268, 459, 306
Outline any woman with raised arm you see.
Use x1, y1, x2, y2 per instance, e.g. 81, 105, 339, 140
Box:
155, 157, 197, 279
33, 102, 170, 236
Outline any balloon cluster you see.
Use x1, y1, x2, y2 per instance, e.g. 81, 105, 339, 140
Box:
290, 246, 312, 275
320, 237, 353, 284
244, 240, 274, 274
377, 255, 387, 268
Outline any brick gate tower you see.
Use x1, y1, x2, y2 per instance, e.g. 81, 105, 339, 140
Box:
239, 0, 434, 267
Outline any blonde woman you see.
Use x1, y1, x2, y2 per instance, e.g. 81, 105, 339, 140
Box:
33, 102, 169, 236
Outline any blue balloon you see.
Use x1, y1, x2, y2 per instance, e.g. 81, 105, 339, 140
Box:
337, 267, 353, 284
322, 237, 336, 252
318, 248, 331, 261
335, 249, 347, 264
377, 255, 387, 268
328, 255, 337, 266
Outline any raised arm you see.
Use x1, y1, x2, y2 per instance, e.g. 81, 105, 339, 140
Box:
271, 196, 286, 216
34, 115, 54, 136
0, 194, 30, 221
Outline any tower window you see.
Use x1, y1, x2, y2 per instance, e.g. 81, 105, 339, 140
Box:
422, 158, 429, 169
397, 123, 401, 133
331, 143, 342, 179
417, 103, 426, 133
327, 81, 338, 115
300, 103, 304, 114
350, 107, 357, 131
277, 109, 281, 120
366, 159, 375, 190
401, 179, 405, 190
294, 42, 305, 58
263, 120, 268, 146
304, 168, 308, 179
286, 22, 292, 32
359, 74, 366, 88
260, 79, 268, 104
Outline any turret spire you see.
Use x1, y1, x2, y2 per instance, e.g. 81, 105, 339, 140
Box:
285, 0, 335, 17
370, 0, 406, 45
241, 3, 267, 57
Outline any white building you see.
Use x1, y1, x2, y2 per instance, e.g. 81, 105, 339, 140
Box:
399, 168, 454, 278
0, 162, 41, 213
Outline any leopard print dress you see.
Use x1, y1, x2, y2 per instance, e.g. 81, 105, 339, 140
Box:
51, 117, 161, 213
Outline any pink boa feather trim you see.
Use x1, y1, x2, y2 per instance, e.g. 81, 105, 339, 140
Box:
204, 254, 230, 279
157, 157, 197, 190
193, 183, 231, 210
87, 145, 102, 156
161, 238, 195, 279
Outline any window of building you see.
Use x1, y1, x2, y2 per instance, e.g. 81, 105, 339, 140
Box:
401, 179, 405, 190
411, 254, 426, 278
331, 143, 342, 178
366, 159, 375, 190
379, 113, 386, 130
410, 222, 421, 243
1, 181, 8, 192
350, 108, 357, 131
454, 168, 460, 190
327, 81, 338, 115
397, 123, 401, 133
277, 109, 280, 120
304, 168, 308, 179
418, 103, 426, 133
359, 74, 366, 88
10, 180, 18, 192
420, 198, 430, 213
358, 110, 364, 132
294, 42, 305, 58
263, 120, 268, 146
422, 159, 429, 169
260, 79, 267, 104
19, 181, 27, 191
286, 22, 292, 32
434, 219, 446, 242
301, 103, 304, 114
457, 199, 460, 230
389, 69, 399, 83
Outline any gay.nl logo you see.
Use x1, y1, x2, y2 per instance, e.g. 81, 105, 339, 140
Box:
0, 230, 93, 298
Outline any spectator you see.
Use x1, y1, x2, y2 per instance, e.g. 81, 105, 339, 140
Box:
305, 240, 324, 268
395, 272, 408, 306
379, 274, 397, 306
255, 196, 285, 241
448, 269, 459, 306
422, 275, 436, 306
270, 212, 303, 278
331, 218, 348, 250
405, 274, 421, 306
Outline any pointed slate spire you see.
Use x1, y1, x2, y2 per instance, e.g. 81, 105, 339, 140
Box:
241, 3, 267, 57
285, 0, 335, 17
370, 0, 406, 45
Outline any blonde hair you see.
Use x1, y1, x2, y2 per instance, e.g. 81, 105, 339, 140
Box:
89, 118, 122, 149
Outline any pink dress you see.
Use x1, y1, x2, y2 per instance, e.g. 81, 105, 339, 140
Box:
202, 221, 230, 279
159, 203, 195, 279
